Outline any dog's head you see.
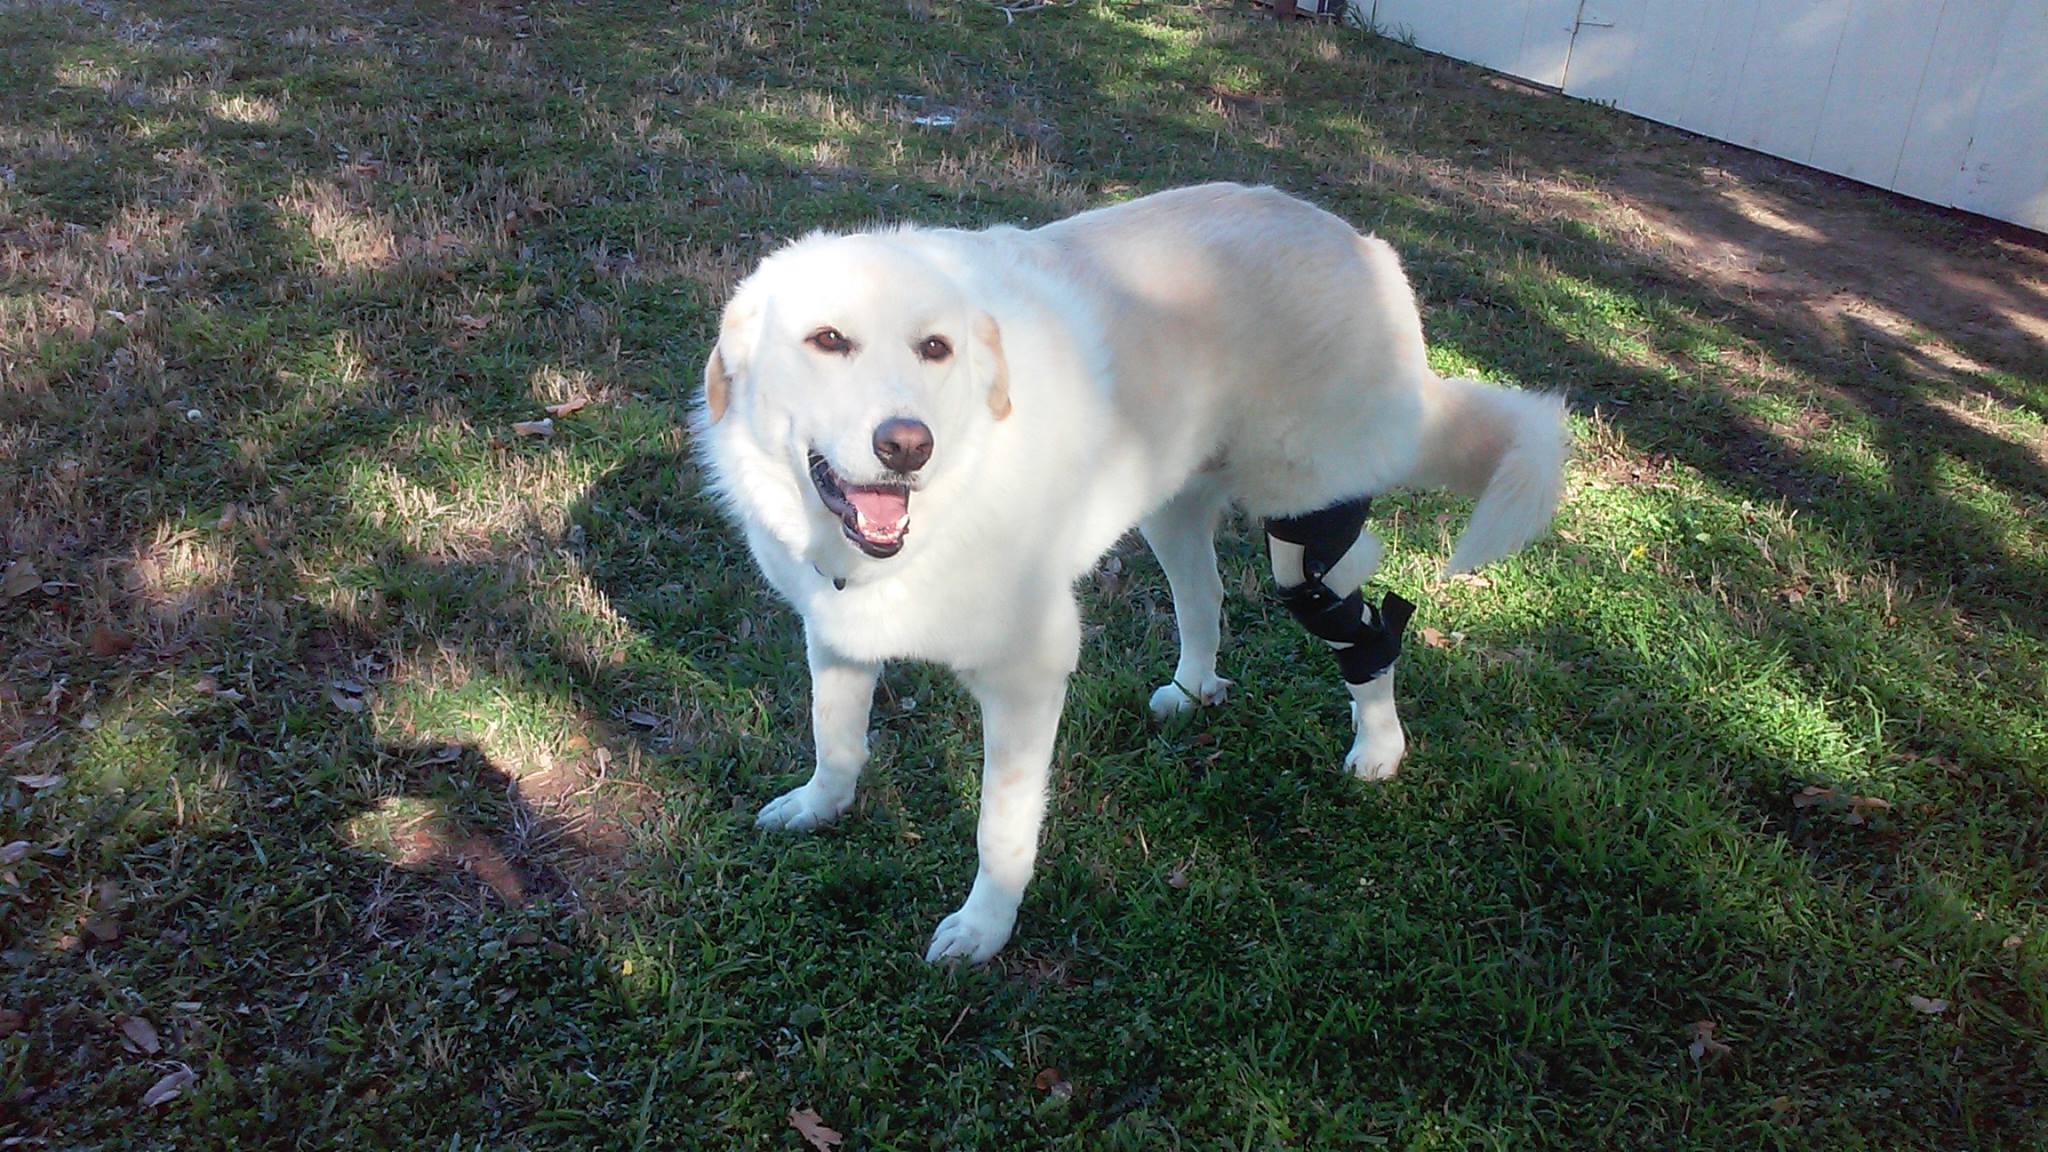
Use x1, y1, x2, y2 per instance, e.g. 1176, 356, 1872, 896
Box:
697, 231, 1011, 567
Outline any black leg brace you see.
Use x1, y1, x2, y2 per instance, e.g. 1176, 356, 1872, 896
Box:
1266, 497, 1415, 685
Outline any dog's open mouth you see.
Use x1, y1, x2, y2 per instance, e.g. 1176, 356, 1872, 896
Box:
809, 452, 911, 558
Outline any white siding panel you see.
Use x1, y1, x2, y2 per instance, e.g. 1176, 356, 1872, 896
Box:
1512, 0, 1584, 87
1674, 0, 1763, 141
1369, 0, 1577, 87
1556, 0, 1647, 107
1952, 0, 2048, 229
1808, 0, 1941, 185
1369, 1, 1476, 64
1625, 1, 1719, 126
1724, 0, 1854, 163
1572, 0, 1720, 125
1454, 3, 1534, 77
1370, 0, 2048, 231
1892, 0, 2013, 203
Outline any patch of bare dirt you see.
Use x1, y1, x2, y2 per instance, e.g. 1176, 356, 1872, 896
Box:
1602, 161, 2048, 388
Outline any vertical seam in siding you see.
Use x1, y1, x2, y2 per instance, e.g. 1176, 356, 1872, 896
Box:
1887, 0, 1950, 190
1802, 0, 1858, 165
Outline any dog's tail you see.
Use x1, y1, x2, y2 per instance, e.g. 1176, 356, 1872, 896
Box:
1405, 374, 1570, 576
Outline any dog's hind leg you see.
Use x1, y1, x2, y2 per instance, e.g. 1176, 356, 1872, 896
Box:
1265, 500, 1411, 781
1140, 479, 1235, 719
756, 632, 882, 832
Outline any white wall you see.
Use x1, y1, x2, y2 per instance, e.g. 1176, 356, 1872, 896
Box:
1365, 0, 2048, 232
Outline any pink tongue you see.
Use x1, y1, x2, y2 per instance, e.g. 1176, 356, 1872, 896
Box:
846, 487, 909, 531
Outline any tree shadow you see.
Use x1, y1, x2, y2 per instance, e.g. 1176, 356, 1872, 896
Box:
1122, 566, 2047, 1142
5, 0, 2046, 1146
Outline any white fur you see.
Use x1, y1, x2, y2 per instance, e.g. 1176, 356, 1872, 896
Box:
695, 183, 1569, 963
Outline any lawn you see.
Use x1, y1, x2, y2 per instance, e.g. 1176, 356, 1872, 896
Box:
2, 0, 2045, 1147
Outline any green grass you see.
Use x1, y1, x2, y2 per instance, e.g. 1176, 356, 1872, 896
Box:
3, 0, 2045, 1147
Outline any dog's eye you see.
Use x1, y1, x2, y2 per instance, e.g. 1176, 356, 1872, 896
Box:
917, 335, 952, 363
807, 328, 853, 355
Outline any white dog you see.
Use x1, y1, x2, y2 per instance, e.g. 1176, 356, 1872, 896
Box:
694, 183, 1567, 963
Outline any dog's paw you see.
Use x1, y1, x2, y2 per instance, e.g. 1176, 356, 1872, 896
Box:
1343, 729, 1405, 782
754, 783, 852, 832
923, 905, 1015, 964
1147, 676, 1232, 721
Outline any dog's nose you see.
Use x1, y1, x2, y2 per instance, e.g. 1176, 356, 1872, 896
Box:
873, 417, 934, 473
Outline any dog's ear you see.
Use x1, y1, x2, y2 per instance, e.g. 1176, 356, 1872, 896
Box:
700, 296, 762, 425
701, 340, 733, 424
974, 312, 1011, 421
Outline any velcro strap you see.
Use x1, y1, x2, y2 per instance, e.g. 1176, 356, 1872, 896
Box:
1274, 580, 1366, 645
1334, 591, 1414, 684
1265, 496, 1371, 582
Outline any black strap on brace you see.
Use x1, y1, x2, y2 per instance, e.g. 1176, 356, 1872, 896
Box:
1265, 496, 1372, 583
1273, 584, 1414, 683
1266, 496, 1414, 685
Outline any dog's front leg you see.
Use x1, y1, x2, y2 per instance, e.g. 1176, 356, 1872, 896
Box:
755, 631, 881, 832
926, 611, 1078, 964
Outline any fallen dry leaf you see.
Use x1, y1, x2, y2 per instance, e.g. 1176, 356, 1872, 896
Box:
0, 841, 27, 865
512, 418, 555, 438
1418, 626, 1450, 649
83, 915, 122, 944
0, 1008, 23, 1037
787, 1106, 843, 1152
119, 1015, 161, 1055
11, 774, 62, 790
1792, 785, 1834, 809
141, 1065, 196, 1107
1907, 995, 1949, 1015
88, 627, 135, 657
1794, 786, 1892, 824
454, 313, 490, 331
1451, 573, 1493, 589
1, 560, 40, 601
1032, 1066, 1075, 1098
544, 396, 589, 418
194, 674, 247, 702
1687, 1019, 1731, 1062
328, 690, 367, 714
1165, 863, 1189, 890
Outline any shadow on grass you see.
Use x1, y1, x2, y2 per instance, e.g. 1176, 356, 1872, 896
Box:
4, 0, 2046, 1146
